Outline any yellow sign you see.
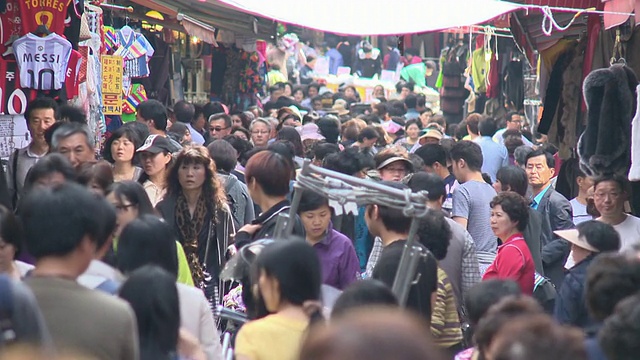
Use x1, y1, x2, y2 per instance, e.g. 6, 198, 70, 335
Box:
101, 55, 123, 115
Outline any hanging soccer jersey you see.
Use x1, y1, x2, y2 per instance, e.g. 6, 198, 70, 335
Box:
65, 49, 82, 98
13, 33, 73, 90
19, 0, 73, 35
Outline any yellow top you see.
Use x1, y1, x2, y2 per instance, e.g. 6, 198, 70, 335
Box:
235, 312, 308, 360
113, 238, 194, 287
175, 242, 194, 286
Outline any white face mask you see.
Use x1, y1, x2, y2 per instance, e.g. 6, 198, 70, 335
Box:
564, 250, 576, 270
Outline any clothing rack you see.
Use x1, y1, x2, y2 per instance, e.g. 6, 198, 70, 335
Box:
279, 159, 431, 306
93, 2, 133, 12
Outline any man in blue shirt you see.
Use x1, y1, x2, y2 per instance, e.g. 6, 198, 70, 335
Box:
525, 148, 574, 287
470, 116, 508, 182
325, 38, 343, 75
404, 94, 420, 120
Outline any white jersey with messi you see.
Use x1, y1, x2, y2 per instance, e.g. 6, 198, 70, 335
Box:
13, 33, 73, 90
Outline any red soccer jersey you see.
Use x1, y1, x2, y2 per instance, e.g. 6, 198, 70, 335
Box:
483, 234, 535, 295
64, 49, 81, 98
19, 0, 72, 35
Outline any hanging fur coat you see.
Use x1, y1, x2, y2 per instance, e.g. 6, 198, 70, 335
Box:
577, 64, 638, 177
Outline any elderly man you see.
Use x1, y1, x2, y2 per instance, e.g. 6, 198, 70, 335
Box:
51, 123, 96, 168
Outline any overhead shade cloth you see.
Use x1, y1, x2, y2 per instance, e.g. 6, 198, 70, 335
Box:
216, 0, 523, 35
177, 14, 219, 46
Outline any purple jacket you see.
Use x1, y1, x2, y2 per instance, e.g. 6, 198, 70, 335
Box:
313, 223, 360, 290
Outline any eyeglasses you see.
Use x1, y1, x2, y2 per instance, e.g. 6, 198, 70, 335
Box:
252, 130, 269, 135
114, 204, 136, 211
594, 192, 621, 200
211, 126, 229, 132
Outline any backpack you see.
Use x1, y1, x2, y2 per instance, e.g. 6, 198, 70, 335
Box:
533, 272, 557, 314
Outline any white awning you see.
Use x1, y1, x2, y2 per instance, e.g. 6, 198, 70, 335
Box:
216, 0, 523, 35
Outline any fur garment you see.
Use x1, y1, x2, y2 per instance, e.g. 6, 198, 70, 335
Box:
628, 84, 640, 180
577, 64, 638, 177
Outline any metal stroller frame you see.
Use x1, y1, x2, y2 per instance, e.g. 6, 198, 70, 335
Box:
276, 159, 431, 306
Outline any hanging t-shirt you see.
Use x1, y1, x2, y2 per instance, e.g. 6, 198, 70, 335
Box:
0, 0, 22, 55
19, 0, 72, 35
115, 26, 154, 79
471, 48, 490, 93
13, 33, 72, 90
65, 49, 82, 99
0, 59, 30, 114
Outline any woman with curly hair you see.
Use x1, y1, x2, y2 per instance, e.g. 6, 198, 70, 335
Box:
156, 145, 236, 307
483, 191, 535, 295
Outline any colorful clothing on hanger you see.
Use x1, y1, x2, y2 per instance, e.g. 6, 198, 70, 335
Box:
104, 26, 117, 52
122, 83, 147, 122
471, 48, 491, 93
114, 26, 154, 78
13, 33, 73, 90
19, 0, 72, 35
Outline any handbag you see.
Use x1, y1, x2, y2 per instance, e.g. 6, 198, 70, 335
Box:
79, 13, 92, 42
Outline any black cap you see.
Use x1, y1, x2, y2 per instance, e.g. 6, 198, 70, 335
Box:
136, 134, 172, 154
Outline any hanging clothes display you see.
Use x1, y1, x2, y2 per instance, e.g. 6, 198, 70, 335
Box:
121, 83, 147, 123
0, 59, 33, 115
64, 0, 83, 50
135, 30, 171, 104
471, 47, 491, 93
12, 33, 73, 90
18, 0, 73, 35
578, 64, 638, 178
114, 26, 154, 79
0, 0, 22, 56
113, 25, 153, 122
65, 49, 82, 99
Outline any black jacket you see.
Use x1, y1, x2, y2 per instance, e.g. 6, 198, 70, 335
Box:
234, 200, 305, 249
536, 187, 575, 288
553, 254, 598, 331
522, 208, 544, 275
156, 193, 236, 282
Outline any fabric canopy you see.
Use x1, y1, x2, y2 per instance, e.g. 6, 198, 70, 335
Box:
216, 0, 523, 35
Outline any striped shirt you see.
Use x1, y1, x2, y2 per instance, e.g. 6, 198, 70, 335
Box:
431, 267, 463, 348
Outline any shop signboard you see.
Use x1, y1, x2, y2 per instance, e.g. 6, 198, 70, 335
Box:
101, 55, 123, 115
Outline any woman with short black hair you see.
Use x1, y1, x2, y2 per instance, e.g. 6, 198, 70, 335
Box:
235, 240, 323, 360
483, 192, 535, 295
102, 126, 143, 182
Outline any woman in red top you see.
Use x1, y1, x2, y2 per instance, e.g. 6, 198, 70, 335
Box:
483, 192, 535, 294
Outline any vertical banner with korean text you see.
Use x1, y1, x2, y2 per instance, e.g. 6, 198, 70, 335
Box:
101, 55, 123, 115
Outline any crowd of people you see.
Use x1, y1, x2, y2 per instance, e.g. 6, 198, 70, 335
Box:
1, 87, 640, 360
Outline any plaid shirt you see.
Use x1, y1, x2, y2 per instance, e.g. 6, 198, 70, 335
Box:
461, 230, 481, 301
364, 237, 384, 279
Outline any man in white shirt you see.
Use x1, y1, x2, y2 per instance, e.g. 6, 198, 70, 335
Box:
570, 163, 594, 225
594, 174, 640, 252
493, 112, 533, 147
7, 98, 58, 209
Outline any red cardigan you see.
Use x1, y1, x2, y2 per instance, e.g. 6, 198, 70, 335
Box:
483, 233, 535, 295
